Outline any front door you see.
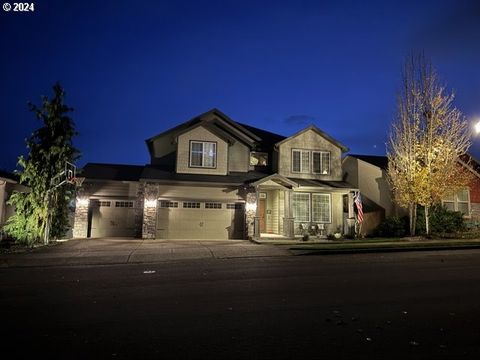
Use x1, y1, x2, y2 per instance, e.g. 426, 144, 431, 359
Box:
259, 198, 266, 232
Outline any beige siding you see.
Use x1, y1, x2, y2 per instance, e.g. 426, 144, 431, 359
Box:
342, 156, 359, 187
279, 190, 285, 234
176, 126, 228, 175
88, 181, 138, 199
278, 129, 343, 181
157, 185, 242, 201
342, 156, 401, 217
266, 190, 280, 233
357, 160, 395, 216
150, 134, 176, 160
228, 141, 249, 172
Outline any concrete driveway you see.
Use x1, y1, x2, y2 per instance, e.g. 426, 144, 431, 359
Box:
0, 238, 291, 268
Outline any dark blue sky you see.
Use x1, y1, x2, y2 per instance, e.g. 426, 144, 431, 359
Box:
1, 0, 479, 171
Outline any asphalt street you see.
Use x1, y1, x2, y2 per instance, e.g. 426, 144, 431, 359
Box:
2, 249, 480, 359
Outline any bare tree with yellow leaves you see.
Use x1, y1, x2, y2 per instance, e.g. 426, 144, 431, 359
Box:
388, 54, 471, 236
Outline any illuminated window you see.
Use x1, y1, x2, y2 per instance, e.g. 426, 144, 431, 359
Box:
442, 189, 470, 215
190, 141, 216, 168
312, 151, 330, 175
250, 152, 268, 166
292, 150, 310, 173
293, 193, 310, 222
312, 194, 331, 222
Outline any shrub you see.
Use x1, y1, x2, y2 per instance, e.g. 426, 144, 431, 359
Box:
374, 216, 408, 237
416, 204, 465, 235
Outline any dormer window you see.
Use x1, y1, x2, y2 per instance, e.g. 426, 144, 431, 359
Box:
190, 141, 217, 168
250, 152, 268, 166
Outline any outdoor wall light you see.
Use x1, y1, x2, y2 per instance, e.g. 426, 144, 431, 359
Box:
245, 202, 257, 212
145, 199, 157, 208
76, 197, 89, 206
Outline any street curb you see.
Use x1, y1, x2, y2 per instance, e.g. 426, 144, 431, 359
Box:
290, 244, 480, 255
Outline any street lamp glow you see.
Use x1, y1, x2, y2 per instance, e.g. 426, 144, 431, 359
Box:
475, 120, 480, 134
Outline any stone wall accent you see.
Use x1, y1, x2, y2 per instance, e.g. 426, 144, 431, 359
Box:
142, 182, 159, 239
134, 182, 145, 238
245, 190, 256, 238
73, 199, 89, 238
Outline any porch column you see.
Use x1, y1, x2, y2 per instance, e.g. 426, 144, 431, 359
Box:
73, 197, 89, 238
253, 186, 260, 239
245, 190, 257, 239
142, 182, 159, 239
283, 189, 295, 238
346, 191, 356, 236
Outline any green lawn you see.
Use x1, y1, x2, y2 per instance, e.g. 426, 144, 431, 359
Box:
288, 238, 480, 252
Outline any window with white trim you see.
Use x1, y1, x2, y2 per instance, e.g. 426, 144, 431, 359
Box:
190, 141, 217, 168
443, 189, 470, 215
312, 194, 331, 222
115, 201, 133, 208
183, 202, 200, 208
205, 202, 222, 209
159, 201, 178, 208
312, 151, 331, 175
292, 150, 310, 173
293, 193, 310, 222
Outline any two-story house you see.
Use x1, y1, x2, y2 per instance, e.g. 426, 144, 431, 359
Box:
73, 109, 358, 240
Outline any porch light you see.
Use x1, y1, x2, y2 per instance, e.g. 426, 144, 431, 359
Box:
246, 202, 257, 212
145, 199, 157, 208
76, 197, 89, 206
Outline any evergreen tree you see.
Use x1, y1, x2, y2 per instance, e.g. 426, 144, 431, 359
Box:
3, 83, 80, 245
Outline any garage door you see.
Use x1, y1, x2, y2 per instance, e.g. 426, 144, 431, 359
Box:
89, 200, 136, 237
156, 200, 244, 239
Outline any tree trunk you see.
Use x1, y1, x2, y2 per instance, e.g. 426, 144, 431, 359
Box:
425, 205, 430, 236
409, 203, 417, 236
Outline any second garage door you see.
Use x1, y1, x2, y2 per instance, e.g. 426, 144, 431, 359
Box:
156, 200, 244, 239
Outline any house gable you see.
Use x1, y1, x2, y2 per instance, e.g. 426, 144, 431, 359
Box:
276, 126, 344, 181
176, 124, 229, 175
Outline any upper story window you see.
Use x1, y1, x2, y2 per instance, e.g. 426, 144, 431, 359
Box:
292, 149, 310, 173
443, 189, 470, 216
250, 152, 268, 166
190, 141, 217, 168
312, 151, 331, 175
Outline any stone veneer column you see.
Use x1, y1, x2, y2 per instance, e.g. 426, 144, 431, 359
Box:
245, 190, 257, 239
73, 199, 89, 238
134, 182, 145, 238
142, 182, 159, 239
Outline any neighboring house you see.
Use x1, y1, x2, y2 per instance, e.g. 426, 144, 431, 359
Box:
342, 155, 400, 234
0, 170, 28, 239
73, 108, 359, 240
342, 153, 480, 234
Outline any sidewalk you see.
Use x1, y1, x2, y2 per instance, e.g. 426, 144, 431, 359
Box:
0, 238, 291, 268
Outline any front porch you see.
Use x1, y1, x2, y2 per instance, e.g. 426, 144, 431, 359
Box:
247, 174, 357, 241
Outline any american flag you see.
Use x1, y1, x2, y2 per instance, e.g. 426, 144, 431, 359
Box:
354, 192, 364, 223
